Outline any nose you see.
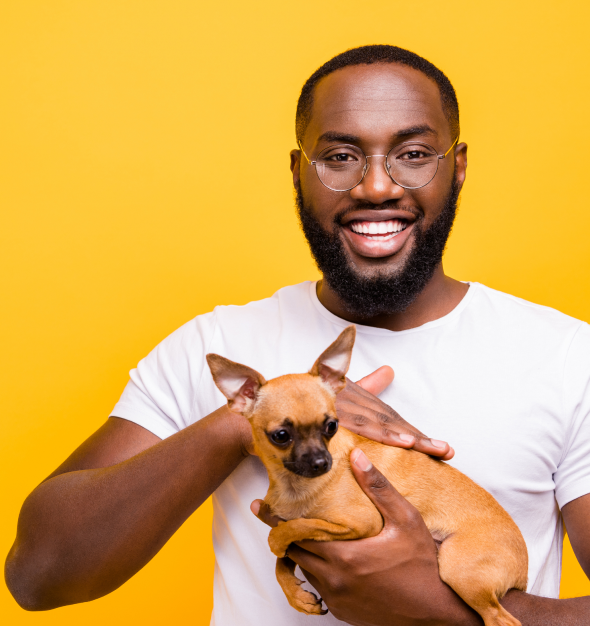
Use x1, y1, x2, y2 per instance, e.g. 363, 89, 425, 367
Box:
350, 155, 405, 205
306, 451, 332, 475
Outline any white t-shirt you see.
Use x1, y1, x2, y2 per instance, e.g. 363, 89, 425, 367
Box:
111, 281, 590, 625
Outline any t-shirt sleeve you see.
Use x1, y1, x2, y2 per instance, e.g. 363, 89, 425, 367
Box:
554, 322, 590, 509
109, 310, 218, 439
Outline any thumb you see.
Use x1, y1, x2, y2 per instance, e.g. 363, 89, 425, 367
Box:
350, 448, 419, 527
355, 365, 394, 396
250, 500, 283, 528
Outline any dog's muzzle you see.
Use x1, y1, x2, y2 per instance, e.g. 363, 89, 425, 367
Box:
284, 450, 333, 478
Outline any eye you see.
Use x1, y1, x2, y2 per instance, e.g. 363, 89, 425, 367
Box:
317, 145, 363, 165
399, 149, 429, 160
328, 152, 357, 163
324, 420, 338, 437
392, 144, 437, 166
270, 429, 292, 446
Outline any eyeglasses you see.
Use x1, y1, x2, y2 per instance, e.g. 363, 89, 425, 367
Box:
298, 137, 459, 192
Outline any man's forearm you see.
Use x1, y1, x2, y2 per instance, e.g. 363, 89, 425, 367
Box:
440, 589, 590, 626
500, 590, 590, 626
5, 408, 246, 610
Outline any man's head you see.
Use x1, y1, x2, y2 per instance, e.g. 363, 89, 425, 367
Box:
291, 45, 467, 318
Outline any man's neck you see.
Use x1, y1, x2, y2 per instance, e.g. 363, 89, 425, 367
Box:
316, 265, 469, 332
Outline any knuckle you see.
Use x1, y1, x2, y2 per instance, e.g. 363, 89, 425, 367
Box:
369, 472, 390, 492
336, 548, 356, 569
377, 412, 391, 425
388, 408, 404, 421
326, 574, 348, 596
352, 413, 369, 427
381, 426, 398, 441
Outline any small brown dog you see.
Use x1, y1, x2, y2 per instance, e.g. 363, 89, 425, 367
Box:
207, 326, 528, 626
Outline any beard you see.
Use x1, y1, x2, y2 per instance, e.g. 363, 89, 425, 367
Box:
296, 176, 460, 318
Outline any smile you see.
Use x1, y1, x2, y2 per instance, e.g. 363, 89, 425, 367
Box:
349, 219, 408, 241
340, 214, 415, 259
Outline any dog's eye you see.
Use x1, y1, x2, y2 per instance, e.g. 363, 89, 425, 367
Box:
325, 420, 338, 437
271, 430, 291, 445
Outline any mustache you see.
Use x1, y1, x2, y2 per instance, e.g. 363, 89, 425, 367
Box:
332, 202, 424, 227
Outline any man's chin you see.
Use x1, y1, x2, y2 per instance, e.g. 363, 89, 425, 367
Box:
295, 176, 459, 318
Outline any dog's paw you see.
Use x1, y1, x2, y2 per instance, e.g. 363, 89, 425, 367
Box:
287, 587, 328, 616
268, 527, 290, 558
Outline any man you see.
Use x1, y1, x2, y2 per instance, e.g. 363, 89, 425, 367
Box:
6, 45, 590, 625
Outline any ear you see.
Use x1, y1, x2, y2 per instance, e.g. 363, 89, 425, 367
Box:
310, 325, 356, 394
206, 354, 266, 416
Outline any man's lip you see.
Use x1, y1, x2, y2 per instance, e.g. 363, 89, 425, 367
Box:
340, 209, 418, 226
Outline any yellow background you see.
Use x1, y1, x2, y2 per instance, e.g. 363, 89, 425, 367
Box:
2, 1, 590, 623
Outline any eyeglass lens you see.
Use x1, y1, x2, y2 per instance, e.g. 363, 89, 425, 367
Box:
314, 143, 440, 191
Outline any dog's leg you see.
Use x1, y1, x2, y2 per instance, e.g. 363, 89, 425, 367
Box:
437, 535, 523, 626
275, 557, 328, 616
269, 518, 359, 558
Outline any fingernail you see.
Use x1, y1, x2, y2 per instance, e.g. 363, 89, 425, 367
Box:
352, 448, 373, 472
250, 500, 261, 515
398, 433, 415, 444
430, 439, 447, 449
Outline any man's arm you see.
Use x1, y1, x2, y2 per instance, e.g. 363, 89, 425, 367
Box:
5, 365, 450, 612
253, 452, 590, 626
4, 408, 250, 611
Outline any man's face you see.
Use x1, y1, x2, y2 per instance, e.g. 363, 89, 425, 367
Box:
291, 63, 467, 317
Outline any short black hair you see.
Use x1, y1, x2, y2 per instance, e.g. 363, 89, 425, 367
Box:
296, 45, 459, 143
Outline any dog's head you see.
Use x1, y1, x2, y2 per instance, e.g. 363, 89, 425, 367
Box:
207, 326, 356, 478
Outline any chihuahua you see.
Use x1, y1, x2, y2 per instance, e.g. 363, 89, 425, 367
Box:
207, 326, 528, 626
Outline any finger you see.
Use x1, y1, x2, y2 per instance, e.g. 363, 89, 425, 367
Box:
298, 568, 324, 599
337, 404, 419, 445
284, 543, 330, 576
338, 394, 426, 438
411, 436, 453, 459
354, 365, 394, 396
339, 407, 452, 458
338, 415, 418, 449
350, 448, 419, 527
250, 500, 283, 528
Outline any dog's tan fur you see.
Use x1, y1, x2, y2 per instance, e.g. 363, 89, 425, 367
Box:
207, 327, 528, 626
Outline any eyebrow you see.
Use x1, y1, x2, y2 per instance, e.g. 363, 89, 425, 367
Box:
317, 125, 438, 145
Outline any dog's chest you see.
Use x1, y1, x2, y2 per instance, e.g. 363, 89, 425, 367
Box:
266, 482, 324, 520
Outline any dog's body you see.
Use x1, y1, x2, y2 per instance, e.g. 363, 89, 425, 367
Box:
207, 327, 528, 626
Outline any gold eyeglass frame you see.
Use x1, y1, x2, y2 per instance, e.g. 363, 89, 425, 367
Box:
298, 136, 459, 192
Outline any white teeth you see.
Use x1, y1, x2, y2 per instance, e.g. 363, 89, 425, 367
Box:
350, 220, 407, 237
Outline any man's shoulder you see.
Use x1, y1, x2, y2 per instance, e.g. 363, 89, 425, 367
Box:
470, 282, 587, 346
210, 281, 314, 324
146, 282, 314, 356
473, 282, 584, 325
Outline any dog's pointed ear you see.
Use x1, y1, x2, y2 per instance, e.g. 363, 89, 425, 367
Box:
206, 354, 266, 416
310, 325, 356, 394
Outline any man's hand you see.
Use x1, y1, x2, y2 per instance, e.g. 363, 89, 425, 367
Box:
339, 366, 454, 460
237, 365, 453, 460
252, 448, 478, 626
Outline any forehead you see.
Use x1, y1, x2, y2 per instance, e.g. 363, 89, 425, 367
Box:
305, 63, 450, 146
258, 374, 334, 427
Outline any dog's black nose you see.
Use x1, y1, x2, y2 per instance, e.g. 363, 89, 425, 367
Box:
286, 448, 333, 477
310, 453, 330, 474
